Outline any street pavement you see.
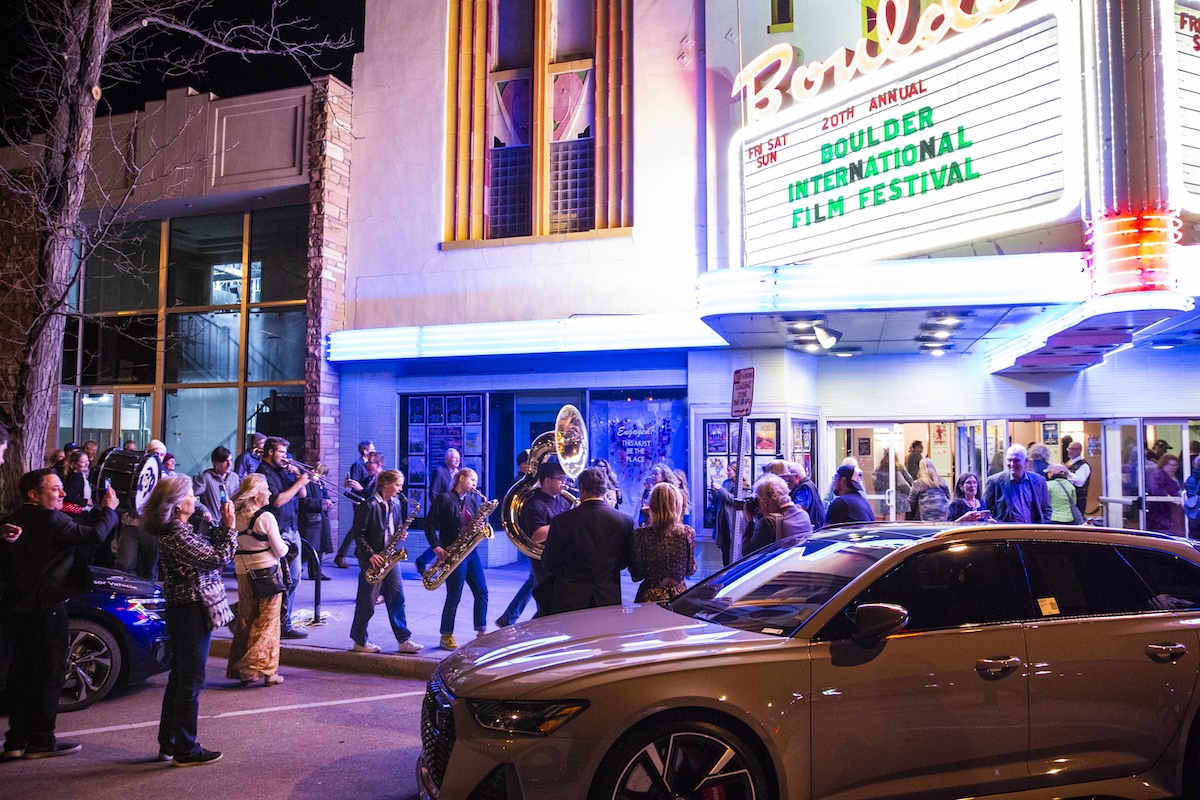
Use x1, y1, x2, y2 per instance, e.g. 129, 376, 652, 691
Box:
211, 541, 723, 680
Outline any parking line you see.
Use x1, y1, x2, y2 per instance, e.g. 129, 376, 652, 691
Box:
58, 690, 425, 738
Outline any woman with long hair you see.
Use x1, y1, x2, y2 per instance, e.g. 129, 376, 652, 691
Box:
144, 474, 235, 767
948, 472, 989, 521
872, 449, 913, 520
630, 483, 697, 603
226, 473, 288, 686
62, 450, 92, 516
908, 458, 951, 521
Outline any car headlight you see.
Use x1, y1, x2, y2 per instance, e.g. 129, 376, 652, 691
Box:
123, 596, 166, 617
466, 699, 589, 736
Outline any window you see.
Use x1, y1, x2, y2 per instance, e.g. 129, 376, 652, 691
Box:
831, 543, 1029, 635
167, 214, 244, 307
164, 388, 239, 478
769, 0, 794, 32
1118, 546, 1200, 610
81, 316, 157, 385
250, 206, 308, 302
83, 222, 160, 313
1018, 541, 1155, 617
165, 311, 241, 383
447, 0, 630, 241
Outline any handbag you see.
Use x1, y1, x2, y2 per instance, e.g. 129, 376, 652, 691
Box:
1185, 493, 1200, 521
246, 563, 287, 599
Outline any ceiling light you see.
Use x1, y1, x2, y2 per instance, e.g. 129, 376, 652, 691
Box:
920, 342, 956, 355
932, 329, 951, 340
804, 343, 820, 353
813, 325, 842, 349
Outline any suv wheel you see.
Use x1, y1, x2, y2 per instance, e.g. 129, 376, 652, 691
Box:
61, 620, 123, 712
591, 718, 769, 800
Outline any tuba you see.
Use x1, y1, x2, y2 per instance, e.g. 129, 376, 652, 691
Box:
501, 404, 588, 559
422, 490, 499, 590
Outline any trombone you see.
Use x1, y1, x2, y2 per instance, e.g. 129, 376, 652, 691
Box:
285, 456, 344, 494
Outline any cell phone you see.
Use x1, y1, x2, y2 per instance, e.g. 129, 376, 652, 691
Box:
104, 478, 112, 493
219, 483, 228, 504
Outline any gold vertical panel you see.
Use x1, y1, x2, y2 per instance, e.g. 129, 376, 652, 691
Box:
595, 0, 611, 229
469, 0, 488, 239
153, 218, 170, 437
443, 0, 463, 241
237, 212, 251, 438
594, 0, 631, 230
532, 0, 550, 236
619, 0, 632, 227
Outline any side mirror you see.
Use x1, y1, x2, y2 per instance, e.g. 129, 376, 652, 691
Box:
853, 603, 908, 643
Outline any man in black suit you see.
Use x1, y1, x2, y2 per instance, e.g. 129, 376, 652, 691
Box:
1, 468, 119, 760
984, 444, 1053, 523
541, 467, 634, 615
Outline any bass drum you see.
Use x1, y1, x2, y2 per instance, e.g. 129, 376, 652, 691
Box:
91, 447, 161, 515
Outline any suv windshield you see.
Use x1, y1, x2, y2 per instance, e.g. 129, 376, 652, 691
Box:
668, 534, 911, 637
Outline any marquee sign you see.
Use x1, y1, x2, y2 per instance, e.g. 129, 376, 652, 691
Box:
731, 0, 1084, 266
1172, 1, 1200, 206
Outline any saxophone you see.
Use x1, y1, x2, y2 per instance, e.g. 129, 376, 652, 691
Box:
364, 495, 420, 584
422, 490, 499, 590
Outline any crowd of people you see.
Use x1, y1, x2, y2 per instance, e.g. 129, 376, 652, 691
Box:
6, 426, 1200, 767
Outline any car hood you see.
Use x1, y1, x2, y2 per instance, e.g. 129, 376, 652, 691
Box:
87, 566, 160, 597
437, 603, 789, 698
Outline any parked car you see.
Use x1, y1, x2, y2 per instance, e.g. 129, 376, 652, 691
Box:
418, 522, 1200, 800
0, 567, 170, 712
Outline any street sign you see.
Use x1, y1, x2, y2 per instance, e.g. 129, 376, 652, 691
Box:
732, 367, 755, 418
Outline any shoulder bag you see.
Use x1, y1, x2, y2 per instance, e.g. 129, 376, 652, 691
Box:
237, 508, 287, 599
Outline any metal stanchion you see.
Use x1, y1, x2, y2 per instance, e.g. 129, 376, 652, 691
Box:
300, 539, 327, 625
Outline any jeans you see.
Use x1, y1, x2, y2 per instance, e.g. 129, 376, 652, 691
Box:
280, 528, 301, 630
499, 558, 546, 624
350, 566, 412, 645
158, 601, 212, 757
3, 604, 69, 751
439, 550, 487, 634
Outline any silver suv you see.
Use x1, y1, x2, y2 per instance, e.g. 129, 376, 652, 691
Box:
418, 523, 1200, 800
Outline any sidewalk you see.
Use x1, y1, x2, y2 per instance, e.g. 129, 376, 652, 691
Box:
209, 542, 724, 681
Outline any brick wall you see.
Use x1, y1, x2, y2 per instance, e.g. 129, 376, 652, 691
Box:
307, 76, 353, 532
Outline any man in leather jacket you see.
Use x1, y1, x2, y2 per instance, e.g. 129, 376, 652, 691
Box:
346, 469, 423, 654
426, 468, 487, 650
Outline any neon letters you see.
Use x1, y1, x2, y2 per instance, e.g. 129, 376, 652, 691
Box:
732, 0, 1023, 123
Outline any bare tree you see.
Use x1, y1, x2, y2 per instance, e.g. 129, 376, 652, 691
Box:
0, 0, 350, 507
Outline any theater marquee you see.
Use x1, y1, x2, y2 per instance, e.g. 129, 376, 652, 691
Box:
731, 0, 1084, 265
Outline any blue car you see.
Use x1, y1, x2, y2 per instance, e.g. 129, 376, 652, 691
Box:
1, 567, 171, 712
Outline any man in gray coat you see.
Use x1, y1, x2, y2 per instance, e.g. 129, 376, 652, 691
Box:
541, 467, 634, 615
984, 444, 1053, 523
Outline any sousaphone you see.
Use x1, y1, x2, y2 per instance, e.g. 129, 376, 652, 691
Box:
501, 404, 588, 559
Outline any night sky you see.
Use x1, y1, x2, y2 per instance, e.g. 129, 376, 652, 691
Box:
0, 0, 365, 133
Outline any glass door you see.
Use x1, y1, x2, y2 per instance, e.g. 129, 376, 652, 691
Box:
1143, 420, 1189, 535
1100, 419, 1143, 530
983, 419, 1010, 478
829, 423, 903, 521
955, 421, 983, 481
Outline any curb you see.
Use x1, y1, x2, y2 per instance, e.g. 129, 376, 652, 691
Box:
209, 637, 439, 682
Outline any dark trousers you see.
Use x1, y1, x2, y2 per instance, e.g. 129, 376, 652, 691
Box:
3, 604, 69, 750
499, 558, 547, 624
440, 550, 487, 634
350, 566, 412, 646
280, 528, 301, 630
158, 601, 211, 758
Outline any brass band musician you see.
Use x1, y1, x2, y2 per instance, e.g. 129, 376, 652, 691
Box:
427, 468, 488, 650
346, 469, 424, 654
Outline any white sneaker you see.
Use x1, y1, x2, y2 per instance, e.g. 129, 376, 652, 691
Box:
351, 641, 382, 653
396, 639, 425, 654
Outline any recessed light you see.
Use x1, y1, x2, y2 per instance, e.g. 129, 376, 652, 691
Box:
804, 343, 820, 353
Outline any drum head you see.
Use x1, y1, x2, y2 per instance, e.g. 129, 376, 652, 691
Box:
132, 454, 161, 515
